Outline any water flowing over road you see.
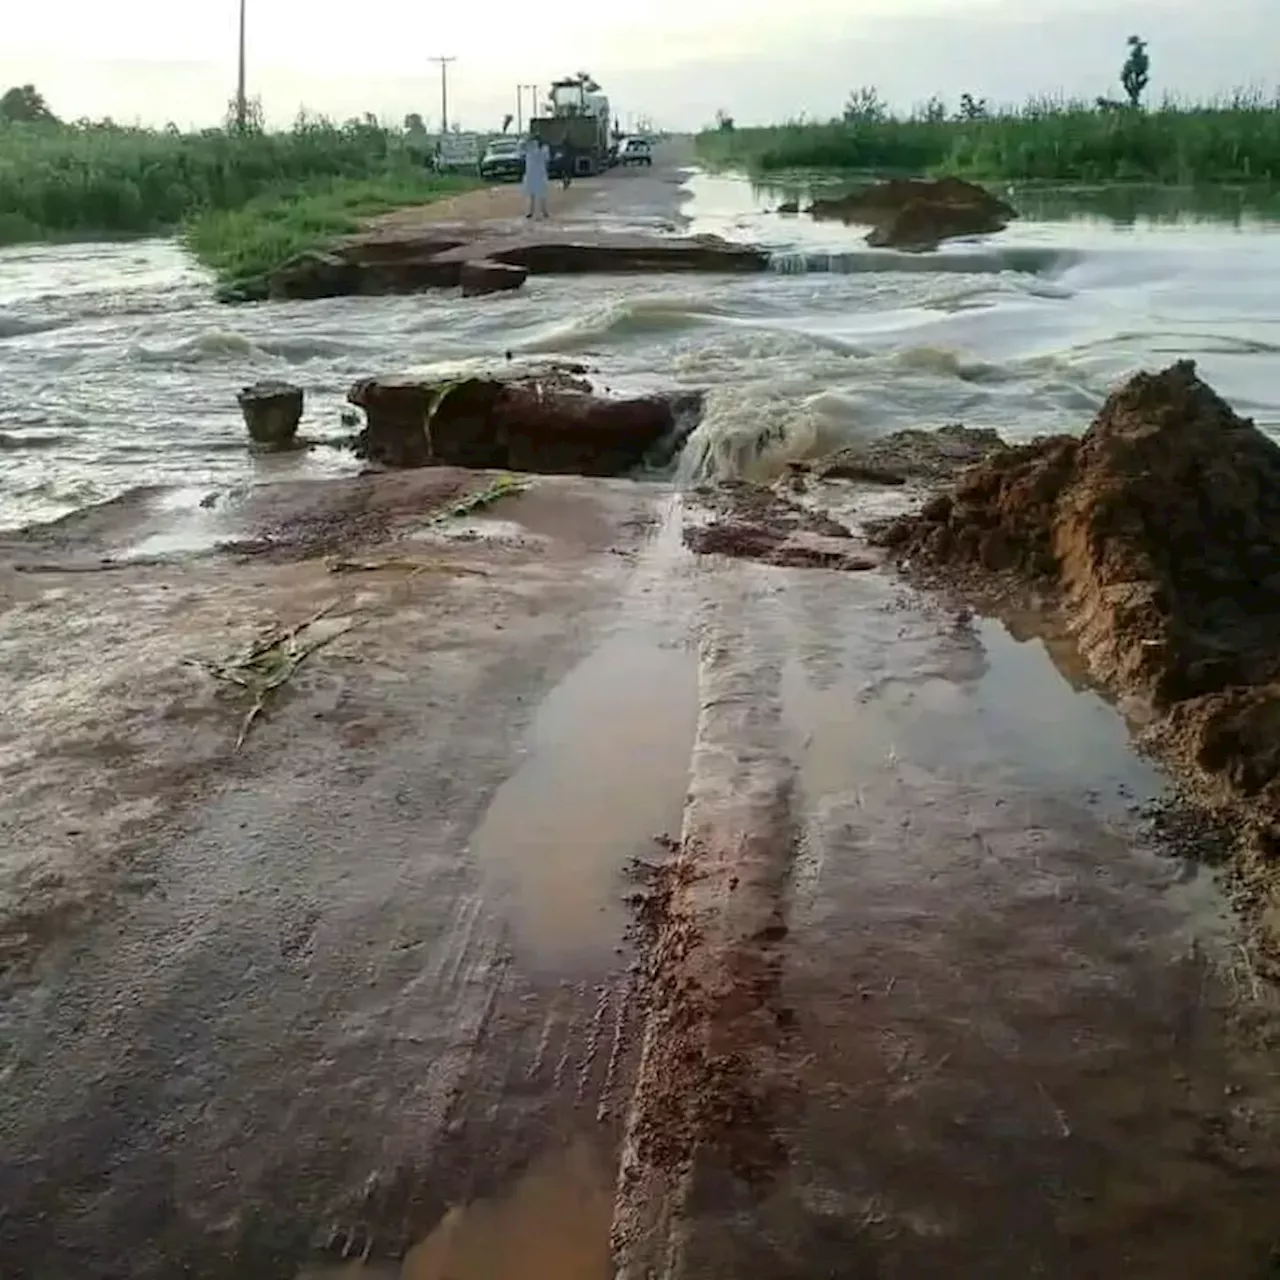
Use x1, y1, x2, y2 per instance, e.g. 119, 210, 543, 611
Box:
4, 167, 1280, 526
2, 159, 1280, 1279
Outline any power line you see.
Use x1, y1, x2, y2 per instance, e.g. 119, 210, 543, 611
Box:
430, 56, 457, 132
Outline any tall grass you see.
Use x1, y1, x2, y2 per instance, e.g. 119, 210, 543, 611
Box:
184, 171, 480, 299
0, 115, 427, 244
698, 94, 1280, 182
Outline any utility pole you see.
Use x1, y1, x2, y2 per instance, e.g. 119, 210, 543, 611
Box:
516, 83, 539, 135
430, 56, 457, 133
235, 0, 247, 131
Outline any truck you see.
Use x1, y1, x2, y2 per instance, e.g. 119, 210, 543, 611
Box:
529, 74, 612, 177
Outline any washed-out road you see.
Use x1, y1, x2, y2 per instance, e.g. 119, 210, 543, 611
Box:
1, 467, 1278, 1279
2, 146, 1280, 1279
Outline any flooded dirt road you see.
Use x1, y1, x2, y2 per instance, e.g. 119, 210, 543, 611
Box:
8, 134, 1280, 1278
3, 471, 1279, 1277
0, 475, 693, 1277
614, 548, 1280, 1278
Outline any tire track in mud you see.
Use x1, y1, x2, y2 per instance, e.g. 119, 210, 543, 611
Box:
310, 935, 646, 1271
611, 577, 800, 1280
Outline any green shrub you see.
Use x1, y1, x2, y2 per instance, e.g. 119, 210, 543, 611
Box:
0, 115, 421, 243
183, 171, 480, 295
696, 94, 1280, 183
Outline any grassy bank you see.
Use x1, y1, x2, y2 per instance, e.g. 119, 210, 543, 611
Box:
697, 97, 1280, 182
183, 171, 480, 297
0, 116, 433, 245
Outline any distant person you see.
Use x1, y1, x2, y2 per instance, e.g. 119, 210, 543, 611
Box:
520, 134, 551, 220
560, 137, 576, 190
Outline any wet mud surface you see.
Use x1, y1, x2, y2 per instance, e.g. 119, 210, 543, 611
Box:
3, 450, 1280, 1277
0, 474, 680, 1278
611, 536, 1280, 1279
683, 479, 876, 570
870, 361, 1280, 969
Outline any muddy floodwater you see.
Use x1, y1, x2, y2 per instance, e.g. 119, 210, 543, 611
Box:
5, 171, 1280, 523
3, 163, 1280, 1279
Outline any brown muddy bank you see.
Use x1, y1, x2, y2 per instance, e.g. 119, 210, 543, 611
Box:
348, 370, 703, 475
256, 227, 768, 303
611, 479, 1280, 1279
867, 360, 1280, 963
805, 176, 1016, 251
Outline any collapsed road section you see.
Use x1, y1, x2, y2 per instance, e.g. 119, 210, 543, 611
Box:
2, 365, 1280, 1278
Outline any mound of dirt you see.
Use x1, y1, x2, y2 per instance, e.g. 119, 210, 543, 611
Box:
814, 423, 1008, 485
872, 359, 1280, 834
684, 481, 876, 570
808, 177, 1016, 251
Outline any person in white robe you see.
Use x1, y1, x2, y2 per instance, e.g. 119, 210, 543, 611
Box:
520, 136, 551, 219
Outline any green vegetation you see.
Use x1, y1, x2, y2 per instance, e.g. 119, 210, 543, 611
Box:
0, 87, 483, 297
0, 83, 57, 124
698, 92, 1280, 183
183, 170, 479, 297
700, 34, 1280, 183
0, 110, 445, 246
1121, 37, 1151, 111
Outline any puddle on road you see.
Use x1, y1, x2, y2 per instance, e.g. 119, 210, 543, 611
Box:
468, 625, 697, 969
401, 1139, 612, 1280
783, 599, 1164, 811
765, 573, 1275, 1275
413, 518, 532, 545
301, 1138, 613, 1280
926, 615, 1165, 803
468, 497, 698, 970
782, 592, 1232, 932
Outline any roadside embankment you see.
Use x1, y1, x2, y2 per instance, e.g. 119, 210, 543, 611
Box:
867, 359, 1280, 960
182, 171, 483, 300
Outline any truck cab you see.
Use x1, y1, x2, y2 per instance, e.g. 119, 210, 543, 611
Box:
535, 75, 611, 176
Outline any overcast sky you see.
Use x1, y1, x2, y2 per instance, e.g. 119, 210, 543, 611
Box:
3, 0, 1277, 131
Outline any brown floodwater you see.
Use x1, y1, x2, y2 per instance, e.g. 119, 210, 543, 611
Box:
466, 495, 699, 973
467, 625, 697, 970
302, 1138, 614, 1280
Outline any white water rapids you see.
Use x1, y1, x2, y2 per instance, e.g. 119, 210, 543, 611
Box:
3, 170, 1280, 529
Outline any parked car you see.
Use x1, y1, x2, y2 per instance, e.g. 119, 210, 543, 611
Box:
479, 136, 524, 182
619, 136, 652, 167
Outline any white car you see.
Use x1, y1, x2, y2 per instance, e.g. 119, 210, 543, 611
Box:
619, 136, 653, 167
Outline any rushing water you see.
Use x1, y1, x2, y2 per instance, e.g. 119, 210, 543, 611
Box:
3, 171, 1280, 529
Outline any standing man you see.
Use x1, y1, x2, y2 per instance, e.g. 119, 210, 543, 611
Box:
520, 133, 551, 219
560, 135, 576, 190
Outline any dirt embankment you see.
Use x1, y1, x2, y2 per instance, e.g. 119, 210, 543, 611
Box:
807, 177, 1016, 251
612, 604, 799, 1280
869, 360, 1280, 950
682, 480, 876, 570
